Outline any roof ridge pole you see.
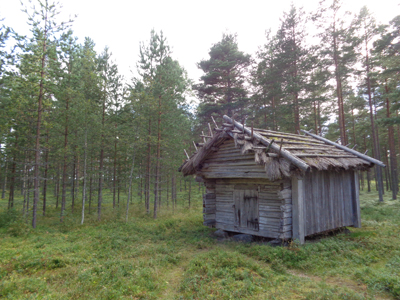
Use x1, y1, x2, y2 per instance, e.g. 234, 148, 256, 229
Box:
223, 115, 310, 172
301, 129, 386, 168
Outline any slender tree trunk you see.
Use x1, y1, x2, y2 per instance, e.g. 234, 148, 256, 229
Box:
56, 164, 60, 208
61, 95, 69, 222
385, 81, 398, 199
167, 175, 169, 207
272, 95, 277, 131
384, 146, 390, 191
76, 155, 80, 204
314, 101, 319, 134
42, 132, 49, 216
71, 156, 76, 212
140, 162, 143, 203
32, 17, 49, 228
98, 95, 106, 221
188, 178, 191, 207
360, 171, 364, 191
2, 159, 8, 199
22, 158, 27, 211
22, 162, 27, 216
126, 155, 135, 222
365, 37, 383, 202
172, 176, 174, 212
146, 119, 151, 214
81, 128, 88, 225
8, 154, 16, 209
333, 18, 347, 145
113, 132, 117, 209
89, 156, 93, 214
26, 169, 31, 220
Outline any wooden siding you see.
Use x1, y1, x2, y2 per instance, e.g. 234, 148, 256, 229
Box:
301, 170, 357, 236
213, 178, 292, 239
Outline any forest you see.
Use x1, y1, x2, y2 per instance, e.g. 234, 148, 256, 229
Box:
0, 0, 398, 227
0, 0, 400, 298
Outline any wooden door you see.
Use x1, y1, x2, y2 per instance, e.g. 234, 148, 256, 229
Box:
234, 189, 259, 231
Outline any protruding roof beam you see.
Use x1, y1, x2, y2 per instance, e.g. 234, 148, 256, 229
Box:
223, 115, 310, 172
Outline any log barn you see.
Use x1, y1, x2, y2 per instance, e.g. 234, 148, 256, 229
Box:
179, 115, 385, 244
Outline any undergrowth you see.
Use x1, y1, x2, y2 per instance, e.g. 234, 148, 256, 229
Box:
0, 186, 399, 299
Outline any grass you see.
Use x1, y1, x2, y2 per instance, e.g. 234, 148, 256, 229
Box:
0, 184, 399, 299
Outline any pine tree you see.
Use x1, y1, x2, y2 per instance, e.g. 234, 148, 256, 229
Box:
373, 15, 400, 199
356, 6, 384, 202
194, 33, 251, 122
314, 0, 360, 145
20, 0, 72, 228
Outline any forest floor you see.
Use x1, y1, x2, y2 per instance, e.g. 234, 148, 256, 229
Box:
0, 185, 399, 299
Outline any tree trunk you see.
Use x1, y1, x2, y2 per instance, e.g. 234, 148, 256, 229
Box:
188, 178, 191, 207
2, 159, 8, 199
113, 132, 117, 209
385, 81, 398, 199
146, 119, 151, 214
42, 133, 49, 216
56, 164, 60, 208
26, 169, 31, 220
81, 128, 88, 225
71, 155, 76, 212
61, 94, 69, 221
32, 18, 49, 229
383, 146, 390, 191
76, 155, 80, 204
8, 155, 16, 209
126, 155, 135, 222
89, 156, 93, 214
365, 37, 384, 202
98, 92, 106, 221
333, 18, 347, 145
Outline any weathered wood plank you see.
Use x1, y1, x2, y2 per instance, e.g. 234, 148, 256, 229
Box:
352, 171, 361, 228
259, 211, 291, 218
203, 220, 216, 227
203, 207, 216, 214
216, 222, 280, 239
216, 178, 279, 185
292, 177, 304, 244
203, 213, 216, 220
278, 189, 292, 199
203, 172, 270, 179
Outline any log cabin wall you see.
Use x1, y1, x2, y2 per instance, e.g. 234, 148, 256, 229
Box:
210, 178, 292, 239
203, 180, 216, 227
200, 140, 268, 179
199, 139, 293, 239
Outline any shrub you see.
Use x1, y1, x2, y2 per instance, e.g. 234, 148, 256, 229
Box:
0, 208, 18, 228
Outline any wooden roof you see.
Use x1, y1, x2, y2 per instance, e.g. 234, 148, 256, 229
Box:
179, 115, 384, 180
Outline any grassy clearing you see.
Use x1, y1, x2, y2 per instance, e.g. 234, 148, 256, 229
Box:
0, 186, 399, 299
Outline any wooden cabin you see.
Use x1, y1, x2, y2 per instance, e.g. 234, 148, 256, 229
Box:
179, 115, 385, 244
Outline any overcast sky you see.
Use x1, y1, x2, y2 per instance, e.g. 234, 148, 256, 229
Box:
1, 0, 399, 84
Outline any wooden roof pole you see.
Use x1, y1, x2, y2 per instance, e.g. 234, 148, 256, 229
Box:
223, 115, 310, 172
301, 129, 386, 168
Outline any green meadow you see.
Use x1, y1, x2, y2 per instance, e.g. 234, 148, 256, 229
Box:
0, 187, 399, 299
